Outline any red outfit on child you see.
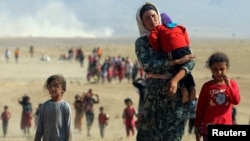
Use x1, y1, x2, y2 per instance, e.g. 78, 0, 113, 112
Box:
98, 113, 108, 125
123, 107, 136, 126
123, 106, 136, 137
1, 111, 10, 121
149, 25, 190, 52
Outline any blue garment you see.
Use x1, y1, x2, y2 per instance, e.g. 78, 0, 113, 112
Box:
34, 99, 72, 141
188, 100, 197, 119
165, 22, 178, 28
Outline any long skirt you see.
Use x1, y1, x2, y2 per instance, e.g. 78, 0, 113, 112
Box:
136, 78, 189, 141
21, 112, 32, 130
74, 111, 84, 130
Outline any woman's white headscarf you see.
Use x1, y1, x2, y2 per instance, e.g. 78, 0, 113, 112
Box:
136, 2, 161, 37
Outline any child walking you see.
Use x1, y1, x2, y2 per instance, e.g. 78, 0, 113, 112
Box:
98, 106, 109, 138
122, 98, 136, 137
194, 52, 241, 141
148, 12, 196, 103
73, 94, 84, 133
82, 88, 100, 137
34, 74, 72, 141
18, 95, 32, 136
1, 105, 11, 137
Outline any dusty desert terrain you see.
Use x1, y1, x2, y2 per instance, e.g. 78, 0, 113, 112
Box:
0, 37, 249, 141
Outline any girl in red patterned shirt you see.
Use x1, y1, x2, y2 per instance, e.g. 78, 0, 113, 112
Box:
194, 52, 240, 141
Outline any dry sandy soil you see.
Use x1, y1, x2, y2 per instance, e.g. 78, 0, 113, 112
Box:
0, 37, 249, 141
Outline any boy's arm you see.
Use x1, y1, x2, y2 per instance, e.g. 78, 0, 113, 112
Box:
105, 113, 109, 120
34, 107, 43, 141
65, 103, 73, 141
94, 94, 100, 104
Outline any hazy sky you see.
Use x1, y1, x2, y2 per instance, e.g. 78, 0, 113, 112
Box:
0, 0, 249, 38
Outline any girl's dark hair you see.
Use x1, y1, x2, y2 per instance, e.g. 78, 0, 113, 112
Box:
44, 74, 66, 91
206, 52, 230, 69
22, 95, 30, 103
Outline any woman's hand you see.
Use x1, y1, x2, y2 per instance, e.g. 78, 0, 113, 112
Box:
166, 69, 187, 95
166, 77, 178, 95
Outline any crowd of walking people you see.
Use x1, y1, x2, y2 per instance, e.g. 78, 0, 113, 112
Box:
2, 46, 146, 85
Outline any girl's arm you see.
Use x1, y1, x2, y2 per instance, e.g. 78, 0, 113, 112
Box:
194, 83, 208, 141
195, 83, 208, 128
226, 80, 240, 105
8, 112, 11, 119
18, 98, 22, 104
122, 110, 126, 124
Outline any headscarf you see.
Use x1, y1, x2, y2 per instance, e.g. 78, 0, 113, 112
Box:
136, 2, 161, 37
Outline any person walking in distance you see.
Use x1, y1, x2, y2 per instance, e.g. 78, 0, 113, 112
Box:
73, 94, 84, 133
5, 48, 11, 63
1, 105, 11, 137
18, 95, 32, 136
98, 106, 109, 138
122, 98, 136, 137
14, 48, 20, 63
29, 45, 34, 58
82, 88, 99, 137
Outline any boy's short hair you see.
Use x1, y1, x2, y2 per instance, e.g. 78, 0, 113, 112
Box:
124, 98, 133, 104
99, 106, 104, 110
45, 74, 66, 92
